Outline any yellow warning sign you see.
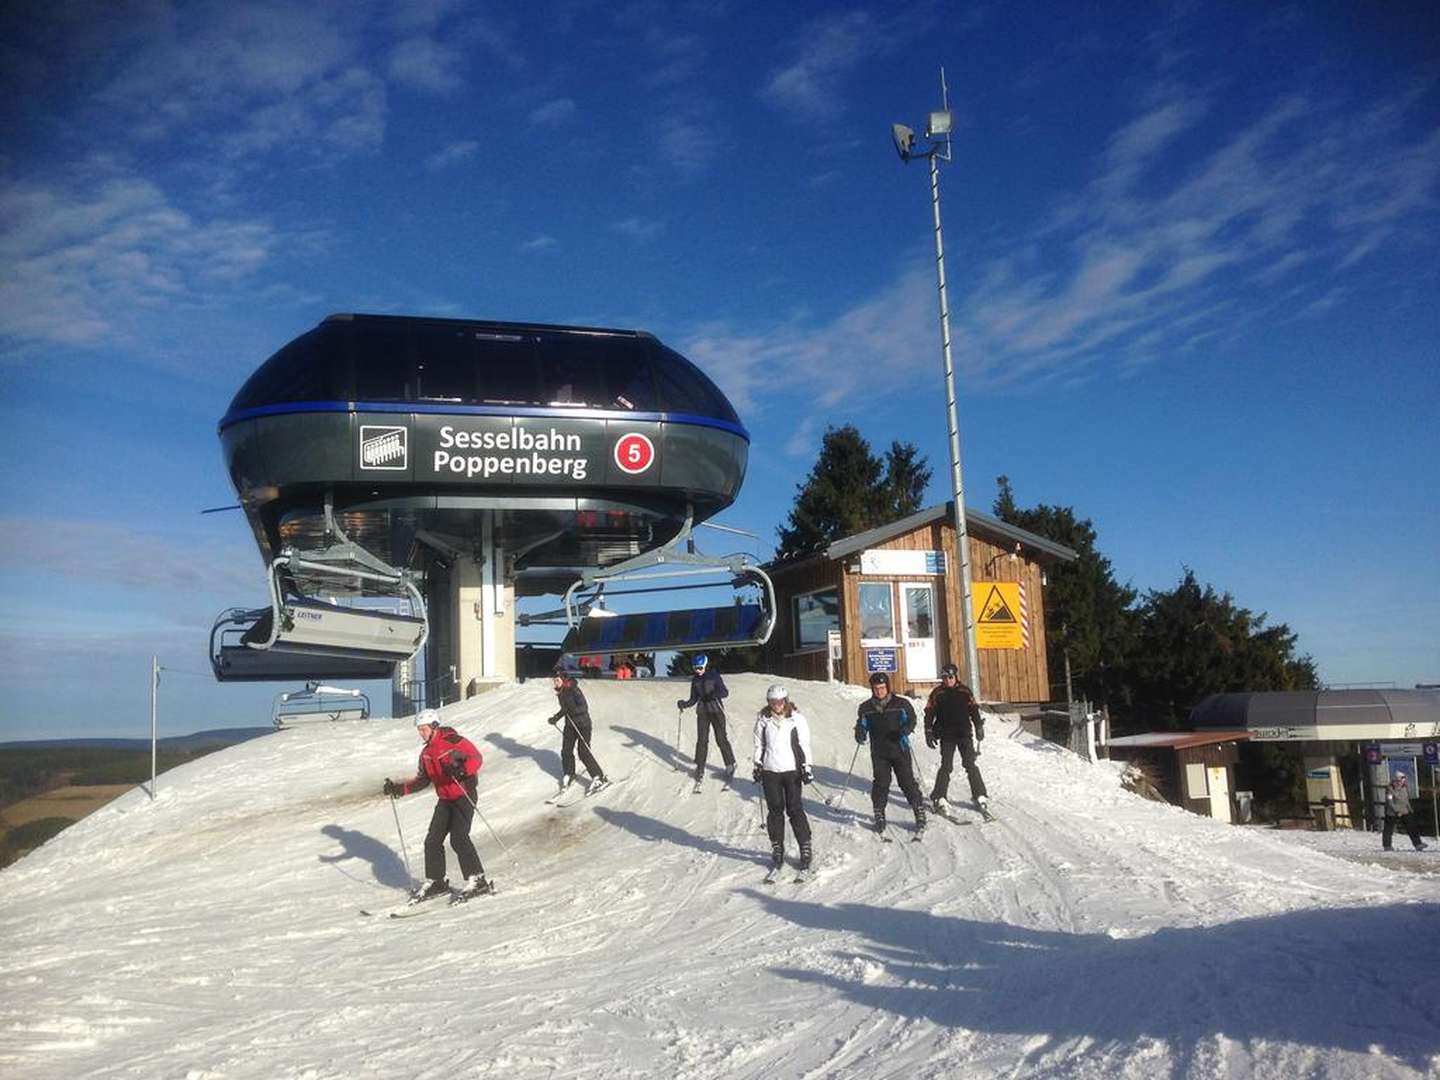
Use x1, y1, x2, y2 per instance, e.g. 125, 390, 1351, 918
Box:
975, 582, 1024, 649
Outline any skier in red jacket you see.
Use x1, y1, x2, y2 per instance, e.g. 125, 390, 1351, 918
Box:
383, 709, 492, 903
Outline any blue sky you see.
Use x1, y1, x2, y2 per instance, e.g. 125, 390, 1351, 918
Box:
1, 2, 1436, 740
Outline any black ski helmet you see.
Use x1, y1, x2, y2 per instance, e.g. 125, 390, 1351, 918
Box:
941, 663, 960, 679
868, 671, 891, 689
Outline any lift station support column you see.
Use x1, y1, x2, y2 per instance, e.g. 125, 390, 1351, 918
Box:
454, 512, 515, 696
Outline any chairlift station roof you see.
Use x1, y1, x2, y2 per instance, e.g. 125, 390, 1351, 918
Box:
219, 314, 750, 588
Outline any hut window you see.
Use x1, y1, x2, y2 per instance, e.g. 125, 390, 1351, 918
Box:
859, 582, 896, 643
793, 588, 839, 650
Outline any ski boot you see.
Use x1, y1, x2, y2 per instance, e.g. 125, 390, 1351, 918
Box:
558, 774, 575, 795
912, 801, 927, 840
873, 808, 887, 836
931, 795, 949, 816
408, 878, 450, 905
724, 762, 736, 781
453, 874, 493, 902
798, 841, 813, 871
587, 774, 612, 796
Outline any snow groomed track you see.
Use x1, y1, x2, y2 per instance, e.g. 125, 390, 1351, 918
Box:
1, 675, 1436, 1079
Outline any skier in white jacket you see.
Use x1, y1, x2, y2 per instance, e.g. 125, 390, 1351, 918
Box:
753, 684, 814, 874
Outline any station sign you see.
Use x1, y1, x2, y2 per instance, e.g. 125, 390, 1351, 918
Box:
865, 648, 898, 674
859, 550, 946, 576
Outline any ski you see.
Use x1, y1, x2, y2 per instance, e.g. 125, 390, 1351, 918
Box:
360, 892, 455, 919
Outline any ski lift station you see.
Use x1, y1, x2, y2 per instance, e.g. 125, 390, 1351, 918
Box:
211, 313, 774, 711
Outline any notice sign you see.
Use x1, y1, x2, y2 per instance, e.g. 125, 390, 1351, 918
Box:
865, 648, 898, 674
975, 582, 1023, 649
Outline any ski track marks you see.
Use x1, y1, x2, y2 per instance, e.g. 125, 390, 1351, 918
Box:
2, 677, 1438, 1079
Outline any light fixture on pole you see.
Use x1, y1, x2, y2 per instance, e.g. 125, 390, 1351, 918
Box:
891, 68, 981, 697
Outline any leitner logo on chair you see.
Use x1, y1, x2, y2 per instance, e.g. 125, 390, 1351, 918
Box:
360, 426, 408, 470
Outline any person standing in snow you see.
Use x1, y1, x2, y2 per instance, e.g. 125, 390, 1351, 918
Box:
855, 671, 926, 837
676, 653, 737, 782
547, 669, 611, 796
1382, 771, 1428, 852
923, 662, 990, 817
753, 684, 814, 874
382, 709, 491, 902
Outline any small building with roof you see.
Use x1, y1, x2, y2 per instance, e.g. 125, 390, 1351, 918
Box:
759, 502, 1077, 703
1104, 729, 1252, 823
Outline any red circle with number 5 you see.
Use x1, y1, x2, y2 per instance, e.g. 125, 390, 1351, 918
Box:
613, 432, 656, 475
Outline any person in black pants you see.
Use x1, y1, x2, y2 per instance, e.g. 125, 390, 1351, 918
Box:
924, 662, 989, 816
1382, 771, 1428, 852
547, 670, 610, 796
855, 671, 926, 837
677, 653, 737, 781
753, 684, 814, 872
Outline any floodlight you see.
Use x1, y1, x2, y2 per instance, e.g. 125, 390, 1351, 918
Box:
926, 110, 952, 137
891, 123, 915, 161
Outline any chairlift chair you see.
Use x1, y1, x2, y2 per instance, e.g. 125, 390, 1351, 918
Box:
211, 498, 428, 682
550, 506, 776, 658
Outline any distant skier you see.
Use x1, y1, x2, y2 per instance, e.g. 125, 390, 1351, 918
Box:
923, 662, 990, 818
382, 709, 491, 903
1382, 771, 1428, 852
753, 684, 814, 876
676, 653, 737, 782
547, 669, 611, 796
855, 671, 926, 837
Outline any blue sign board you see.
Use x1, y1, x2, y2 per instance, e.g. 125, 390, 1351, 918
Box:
865, 648, 898, 674
1424, 741, 1439, 766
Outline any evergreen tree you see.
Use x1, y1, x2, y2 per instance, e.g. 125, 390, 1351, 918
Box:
776, 426, 931, 559
1127, 569, 1318, 731
992, 476, 1137, 708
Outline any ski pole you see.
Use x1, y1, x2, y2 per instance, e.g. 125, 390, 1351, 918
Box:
389, 794, 415, 885
456, 783, 511, 856
675, 705, 684, 756
826, 744, 861, 809
557, 713, 607, 784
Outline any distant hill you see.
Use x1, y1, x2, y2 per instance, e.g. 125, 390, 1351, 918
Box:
0, 728, 274, 752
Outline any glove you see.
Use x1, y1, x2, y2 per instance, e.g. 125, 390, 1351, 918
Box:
382, 778, 398, 797
801, 765, 813, 784
925, 736, 937, 749
854, 727, 866, 745
752, 766, 763, 784
900, 734, 911, 751
676, 699, 687, 710
446, 758, 467, 780
974, 744, 981, 759
547, 713, 560, 726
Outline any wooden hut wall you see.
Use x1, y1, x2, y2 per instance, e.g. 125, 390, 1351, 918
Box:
937, 520, 1052, 704
763, 559, 843, 684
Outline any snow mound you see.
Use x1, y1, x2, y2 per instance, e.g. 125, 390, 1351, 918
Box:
1, 674, 1436, 1079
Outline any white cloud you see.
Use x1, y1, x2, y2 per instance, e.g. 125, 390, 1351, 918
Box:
426, 140, 480, 171
611, 218, 664, 242
528, 98, 578, 128
651, 111, 723, 173
521, 235, 557, 252
0, 171, 278, 350
759, 11, 875, 121
389, 35, 466, 95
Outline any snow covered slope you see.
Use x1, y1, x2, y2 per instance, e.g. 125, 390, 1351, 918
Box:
1, 675, 1436, 1079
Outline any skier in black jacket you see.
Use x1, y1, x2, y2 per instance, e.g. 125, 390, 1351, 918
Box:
854, 671, 926, 837
923, 662, 989, 817
676, 653, 736, 781
547, 670, 610, 796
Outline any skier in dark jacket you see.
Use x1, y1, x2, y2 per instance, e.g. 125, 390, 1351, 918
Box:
855, 671, 926, 837
923, 662, 989, 816
382, 709, 491, 903
548, 670, 611, 796
676, 653, 736, 781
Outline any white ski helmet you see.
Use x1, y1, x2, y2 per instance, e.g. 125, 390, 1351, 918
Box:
415, 708, 441, 729
765, 684, 788, 702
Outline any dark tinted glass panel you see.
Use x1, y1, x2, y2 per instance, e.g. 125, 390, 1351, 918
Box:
651, 344, 739, 424
354, 321, 415, 401
474, 332, 540, 405
414, 323, 474, 402
230, 326, 344, 410
538, 333, 655, 411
